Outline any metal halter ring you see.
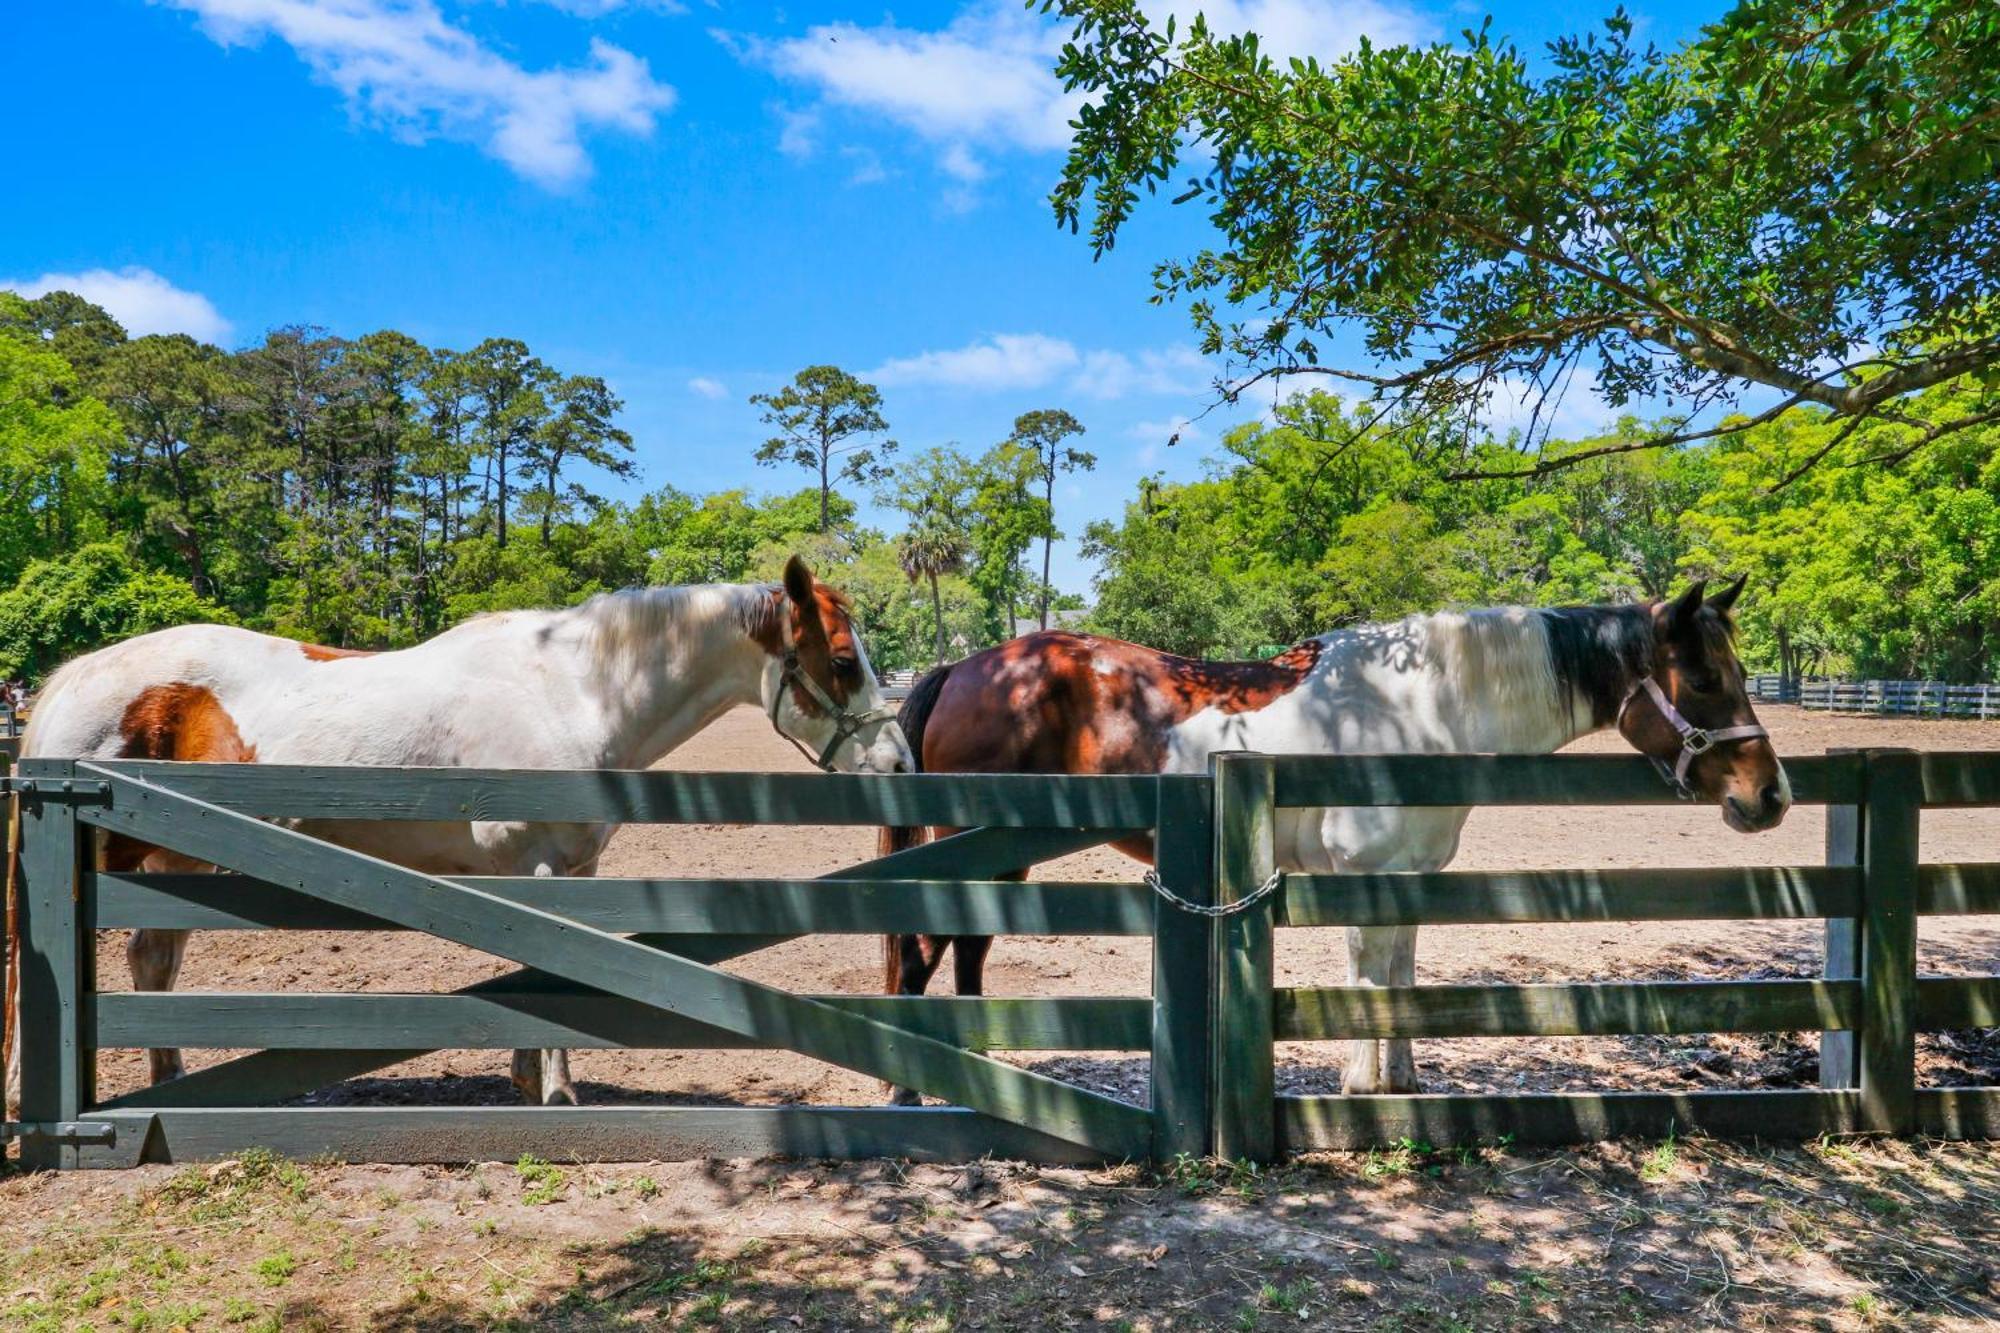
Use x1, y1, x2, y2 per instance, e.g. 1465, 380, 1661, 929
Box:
768, 651, 901, 772
1621, 676, 1768, 798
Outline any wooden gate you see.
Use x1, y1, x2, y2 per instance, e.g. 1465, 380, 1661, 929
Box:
5, 757, 1219, 1169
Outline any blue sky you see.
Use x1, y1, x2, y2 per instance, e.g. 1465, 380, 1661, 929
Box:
4, 0, 1730, 594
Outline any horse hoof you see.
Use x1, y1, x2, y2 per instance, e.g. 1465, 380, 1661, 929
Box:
886, 1086, 922, 1107
542, 1084, 580, 1107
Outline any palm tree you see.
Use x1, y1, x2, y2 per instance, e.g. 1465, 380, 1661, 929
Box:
898, 521, 970, 666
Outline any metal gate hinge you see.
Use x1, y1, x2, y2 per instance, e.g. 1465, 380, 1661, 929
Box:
0, 777, 111, 802
0, 1120, 116, 1145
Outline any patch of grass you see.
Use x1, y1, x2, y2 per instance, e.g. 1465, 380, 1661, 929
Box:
515, 1153, 569, 1206
154, 1148, 313, 1223
633, 1174, 660, 1201
253, 1250, 297, 1288
1161, 1153, 1262, 1198
1639, 1124, 1680, 1184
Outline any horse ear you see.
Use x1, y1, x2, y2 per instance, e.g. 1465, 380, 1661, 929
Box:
1664, 580, 1707, 633
782, 555, 816, 607
1708, 573, 1747, 617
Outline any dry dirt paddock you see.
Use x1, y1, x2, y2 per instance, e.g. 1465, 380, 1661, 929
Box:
11, 706, 2000, 1331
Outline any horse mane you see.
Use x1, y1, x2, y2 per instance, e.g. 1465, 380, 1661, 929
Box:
1537, 603, 1654, 728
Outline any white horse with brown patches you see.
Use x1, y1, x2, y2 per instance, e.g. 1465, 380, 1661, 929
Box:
884, 580, 1789, 1097
7, 557, 911, 1107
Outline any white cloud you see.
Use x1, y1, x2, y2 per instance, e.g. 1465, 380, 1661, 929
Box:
939, 143, 986, 184
873, 333, 1080, 391
871, 333, 1212, 399
687, 375, 727, 399
776, 105, 819, 158
529, 0, 685, 15
3, 267, 233, 342
1482, 372, 1615, 440
163, 0, 675, 188
749, 0, 1433, 171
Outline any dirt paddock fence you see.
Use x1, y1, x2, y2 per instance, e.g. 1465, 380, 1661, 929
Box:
9, 709, 2000, 1172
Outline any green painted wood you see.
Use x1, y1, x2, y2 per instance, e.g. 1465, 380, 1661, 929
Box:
1281, 866, 1858, 927
93, 993, 1151, 1053
1914, 976, 2000, 1029
90, 828, 1094, 1113
1858, 750, 1921, 1134
1915, 1089, 2000, 1140
1279, 1090, 1864, 1150
78, 767, 1151, 1156
1917, 753, 2000, 807
1149, 772, 1215, 1160
1275, 980, 1861, 1040
1270, 752, 1861, 809
87, 760, 1173, 830
71, 1105, 1117, 1168
91, 873, 1154, 936
1917, 865, 2000, 915
1211, 753, 1277, 1163
15, 759, 88, 1169
1822, 756, 1863, 1091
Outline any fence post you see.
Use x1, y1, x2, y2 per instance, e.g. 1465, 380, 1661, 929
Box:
1856, 749, 1920, 1134
15, 759, 90, 1170
1821, 748, 1862, 1091
1211, 752, 1276, 1163
1151, 774, 1216, 1161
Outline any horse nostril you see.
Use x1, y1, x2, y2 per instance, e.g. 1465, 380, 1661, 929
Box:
1761, 783, 1784, 811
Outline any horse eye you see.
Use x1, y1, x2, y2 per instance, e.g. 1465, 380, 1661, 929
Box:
830, 655, 858, 674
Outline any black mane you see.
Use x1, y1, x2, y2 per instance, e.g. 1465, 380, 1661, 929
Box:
1538, 604, 1654, 727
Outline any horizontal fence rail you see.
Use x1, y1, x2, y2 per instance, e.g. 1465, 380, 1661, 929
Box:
1750, 675, 2000, 718
7, 746, 2000, 1168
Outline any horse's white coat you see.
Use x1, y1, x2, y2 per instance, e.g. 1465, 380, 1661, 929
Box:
9, 581, 911, 1104
1161, 607, 1788, 1093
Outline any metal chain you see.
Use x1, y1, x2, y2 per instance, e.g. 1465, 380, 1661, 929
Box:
1143, 867, 1284, 917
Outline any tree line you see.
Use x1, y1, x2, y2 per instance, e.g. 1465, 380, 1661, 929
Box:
0, 293, 1095, 682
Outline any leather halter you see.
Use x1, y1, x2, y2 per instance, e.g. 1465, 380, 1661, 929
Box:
1620, 675, 1769, 797
768, 651, 901, 772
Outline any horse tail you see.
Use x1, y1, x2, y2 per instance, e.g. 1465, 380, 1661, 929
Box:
876, 660, 953, 860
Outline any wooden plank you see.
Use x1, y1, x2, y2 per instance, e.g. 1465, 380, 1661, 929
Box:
15, 759, 88, 1169
1858, 750, 1920, 1134
89, 828, 1094, 1112
1282, 866, 1857, 927
1822, 754, 1862, 1092
87, 761, 1173, 830
1914, 976, 2000, 1029
1275, 980, 1860, 1040
93, 993, 1151, 1053
79, 767, 1151, 1156
1279, 1090, 1864, 1151
1916, 1089, 2000, 1140
1919, 753, 2000, 807
1269, 752, 1860, 809
1211, 753, 1277, 1163
1914, 865, 2000, 915
91, 872, 1154, 936
71, 1105, 1117, 1168
1149, 770, 1215, 1160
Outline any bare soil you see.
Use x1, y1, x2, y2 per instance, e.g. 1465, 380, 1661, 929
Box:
85, 704, 2000, 1107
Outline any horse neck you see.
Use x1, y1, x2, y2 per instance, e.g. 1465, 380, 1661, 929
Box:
1422, 604, 1649, 755
562, 584, 774, 769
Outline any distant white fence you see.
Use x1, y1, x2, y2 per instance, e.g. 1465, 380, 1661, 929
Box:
1749, 675, 2000, 718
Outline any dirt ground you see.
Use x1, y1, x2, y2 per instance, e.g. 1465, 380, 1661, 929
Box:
83, 703, 2000, 1107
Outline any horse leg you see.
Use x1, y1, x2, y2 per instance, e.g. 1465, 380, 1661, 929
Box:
128, 928, 192, 1084
882, 933, 951, 1106
951, 935, 994, 995
1341, 925, 1419, 1094
512, 857, 581, 1107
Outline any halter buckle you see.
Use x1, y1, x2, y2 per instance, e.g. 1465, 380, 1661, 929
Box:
1682, 728, 1715, 756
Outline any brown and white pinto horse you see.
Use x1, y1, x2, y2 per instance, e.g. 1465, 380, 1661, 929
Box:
7, 557, 911, 1108
882, 579, 1787, 1098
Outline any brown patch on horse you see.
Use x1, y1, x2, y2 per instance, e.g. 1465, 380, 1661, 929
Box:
105, 683, 256, 878
1159, 640, 1322, 715
118, 683, 257, 764
300, 642, 375, 662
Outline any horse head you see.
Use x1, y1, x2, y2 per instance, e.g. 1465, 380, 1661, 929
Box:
764, 555, 914, 775
1617, 577, 1790, 832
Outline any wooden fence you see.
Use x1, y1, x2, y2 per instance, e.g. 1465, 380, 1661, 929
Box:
5, 747, 2000, 1168
1750, 676, 2000, 718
